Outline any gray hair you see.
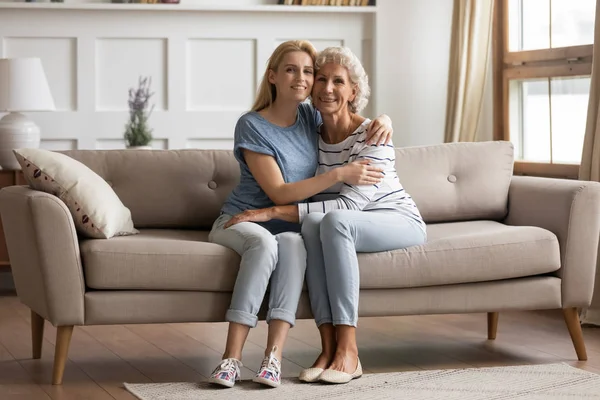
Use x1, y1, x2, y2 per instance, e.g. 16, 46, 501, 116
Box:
315, 46, 370, 113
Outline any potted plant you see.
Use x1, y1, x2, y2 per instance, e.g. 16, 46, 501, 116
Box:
124, 76, 154, 149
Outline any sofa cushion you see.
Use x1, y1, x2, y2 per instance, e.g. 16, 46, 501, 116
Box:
14, 148, 138, 239
81, 221, 559, 292
358, 220, 560, 289
62, 149, 240, 229
61, 142, 512, 230
395, 141, 514, 223
81, 229, 240, 291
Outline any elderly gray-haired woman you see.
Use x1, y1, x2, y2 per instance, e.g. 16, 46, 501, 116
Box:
225, 46, 427, 384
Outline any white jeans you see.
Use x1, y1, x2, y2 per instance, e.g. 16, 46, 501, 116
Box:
208, 213, 307, 328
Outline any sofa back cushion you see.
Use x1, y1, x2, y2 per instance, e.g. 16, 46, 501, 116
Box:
62, 141, 513, 228
63, 149, 239, 229
394, 141, 514, 223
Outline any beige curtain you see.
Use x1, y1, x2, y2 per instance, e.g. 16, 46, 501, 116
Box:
444, 0, 495, 143
579, 0, 600, 327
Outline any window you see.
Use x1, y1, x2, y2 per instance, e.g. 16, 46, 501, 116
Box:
493, 0, 595, 178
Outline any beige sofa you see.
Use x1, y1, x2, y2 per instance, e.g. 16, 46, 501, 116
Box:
1, 140, 600, 385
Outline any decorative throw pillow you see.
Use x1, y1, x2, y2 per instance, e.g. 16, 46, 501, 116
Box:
13, 148, 138, 239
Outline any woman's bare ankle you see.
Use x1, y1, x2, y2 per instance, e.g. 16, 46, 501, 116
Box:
222, 351, 242, 361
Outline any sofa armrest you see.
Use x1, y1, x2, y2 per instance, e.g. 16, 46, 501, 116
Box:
505, 176, 600, 307
0, 186, 84, 326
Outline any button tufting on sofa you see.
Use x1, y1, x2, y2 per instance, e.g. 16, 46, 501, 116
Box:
2, 141, 600, 386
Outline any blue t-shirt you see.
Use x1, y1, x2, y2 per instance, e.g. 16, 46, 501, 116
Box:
221, 103, 320, 234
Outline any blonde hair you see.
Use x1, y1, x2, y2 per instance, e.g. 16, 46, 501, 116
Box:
315, 46, 370, 113
251, 40, 317, 112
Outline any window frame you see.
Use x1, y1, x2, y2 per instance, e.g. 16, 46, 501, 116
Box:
492, 0, 593, 179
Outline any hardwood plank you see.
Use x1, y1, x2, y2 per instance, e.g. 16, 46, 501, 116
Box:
9, 303, 143, 400
399, 314, 561, 366
487, 311, 600, 362
419, 311, 600, 371
81, 324, 205, 384
0, 304, 115, 400
170, 321, 286, 380
0, 336, 15, 362
125, 323, 255, 380
246, 321, 317, 375
291, 317, 456, 373
0, 350, 52, 400
168, 322, 257, 380
359, 317, 482, 370
41, 325, 141, 400
2, 294, 600, 397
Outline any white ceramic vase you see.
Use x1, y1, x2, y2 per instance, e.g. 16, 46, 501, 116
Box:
0, 112, 40, 170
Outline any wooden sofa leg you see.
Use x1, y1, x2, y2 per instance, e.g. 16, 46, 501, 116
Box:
31, 310, 45, 359
487, 312, 498, 340
562, 308, 587, 361
52, 326, 73, 385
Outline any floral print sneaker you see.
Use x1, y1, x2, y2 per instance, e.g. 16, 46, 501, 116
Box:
252, 345, 282, 388
208, 358, 243, 388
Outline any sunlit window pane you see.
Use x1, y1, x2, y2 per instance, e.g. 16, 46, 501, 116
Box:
509, 0, 550, 51
550, 77, 590, 164
551, 0, 596, 48
522, 0, 550, 50
508, 0, 522, 51
510, 79, 551, 162
509, 77, 589, 164
508, 0, 595, 51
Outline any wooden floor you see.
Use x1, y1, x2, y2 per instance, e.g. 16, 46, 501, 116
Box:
1, 291, 600, 399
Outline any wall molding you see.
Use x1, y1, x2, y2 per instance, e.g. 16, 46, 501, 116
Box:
0, 5, 376, 150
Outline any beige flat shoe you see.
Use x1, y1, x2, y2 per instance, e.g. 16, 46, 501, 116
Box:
298, 367, 324, 383
319, 358, 362, 384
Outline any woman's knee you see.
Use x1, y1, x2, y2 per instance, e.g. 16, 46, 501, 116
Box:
276, 232, 307, 261
320, 210, 352, 238
245, 233, 278, 255
301, 212, 324, 238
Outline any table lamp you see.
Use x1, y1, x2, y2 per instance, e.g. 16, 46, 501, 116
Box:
0, 57, 55, 170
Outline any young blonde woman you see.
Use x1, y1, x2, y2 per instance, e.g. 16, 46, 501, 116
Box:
226, 46, 426, 385
207, 40, 393, 388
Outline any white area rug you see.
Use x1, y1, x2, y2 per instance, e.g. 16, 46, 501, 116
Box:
124, 363, 600, 400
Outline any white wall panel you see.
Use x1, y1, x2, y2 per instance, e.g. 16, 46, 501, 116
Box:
96, 38, 167, 111
4, 37, 77, 111
187, 39, 255, 111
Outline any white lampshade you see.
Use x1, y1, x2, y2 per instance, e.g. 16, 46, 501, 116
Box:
0, 57, 55, 112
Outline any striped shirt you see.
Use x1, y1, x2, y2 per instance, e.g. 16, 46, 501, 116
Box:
298, 119, 425, 232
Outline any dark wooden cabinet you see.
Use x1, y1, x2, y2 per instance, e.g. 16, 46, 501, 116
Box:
0, 170, 25, 269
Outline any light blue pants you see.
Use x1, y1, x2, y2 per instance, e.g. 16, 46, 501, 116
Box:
208, 213, 307, 328
301, 210, 427, 327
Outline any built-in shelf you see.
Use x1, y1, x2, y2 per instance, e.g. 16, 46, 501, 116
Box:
0, 3, 377, 12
